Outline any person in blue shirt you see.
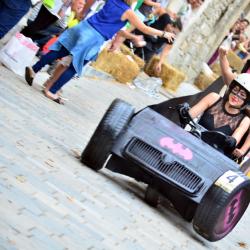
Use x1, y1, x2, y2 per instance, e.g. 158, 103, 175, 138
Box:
25, 0, 175, 104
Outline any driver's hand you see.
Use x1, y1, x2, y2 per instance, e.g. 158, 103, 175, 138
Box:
219, 46, 228, 57
177, 103, 190, 113
177, 103, 191, 127
232, 148, 245, 158
225, 136, 237, 150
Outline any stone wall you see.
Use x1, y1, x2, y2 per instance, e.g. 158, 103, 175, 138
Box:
167, 0, 250, 82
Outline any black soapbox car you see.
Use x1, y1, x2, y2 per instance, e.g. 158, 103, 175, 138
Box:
80, 90, 250, 242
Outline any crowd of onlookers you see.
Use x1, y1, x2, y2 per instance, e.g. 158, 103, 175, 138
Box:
0, 1, 249, 100
230, 18, 250, 61
0, 1, 249, 93
208, 17, 250, 66
0, 0, 207, 104
0, 0, 205, 67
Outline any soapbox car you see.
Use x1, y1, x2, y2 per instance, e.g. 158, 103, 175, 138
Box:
80, 98, 250, 242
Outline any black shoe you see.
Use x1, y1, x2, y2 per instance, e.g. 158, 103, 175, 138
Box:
25, 67, 35, 86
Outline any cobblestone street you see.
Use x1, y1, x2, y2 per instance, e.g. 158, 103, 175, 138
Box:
0, 65, 249, 250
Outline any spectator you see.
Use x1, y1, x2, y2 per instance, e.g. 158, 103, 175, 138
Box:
138, 0, 161, 21
232, 19, 249, 50
40, 0, 94, 97
208, 18, 249, 65
21, 0, 72, 40
30, 0, 85, 49
237, 38, 250, 60
177, 0, 203, 29
109, 0, 167, 52
0, 0, 32, 39
124, 14, 182, 73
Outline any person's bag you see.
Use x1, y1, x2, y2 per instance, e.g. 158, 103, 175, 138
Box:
0, 33, 39, 76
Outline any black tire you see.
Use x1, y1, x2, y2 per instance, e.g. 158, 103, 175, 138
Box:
193, 172, 250, 241
81, 99, 134, 170
145, 185, 160, 207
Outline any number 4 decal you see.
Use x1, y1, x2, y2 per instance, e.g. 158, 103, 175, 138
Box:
226, 175, 238, 183
215, 171, 245, 193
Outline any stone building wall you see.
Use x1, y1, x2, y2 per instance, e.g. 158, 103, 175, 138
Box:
167, 0, 250, 82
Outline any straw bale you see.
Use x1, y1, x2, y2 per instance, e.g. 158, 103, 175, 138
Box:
210, 50, 243, 76
194, 72, 219, 90
92, 47, 140, 83
227, 50, 244, 73
119, 44, 145, 69
210, 62, 221, 76
145, 56, 186, 92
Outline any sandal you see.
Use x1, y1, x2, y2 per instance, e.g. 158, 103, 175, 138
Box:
53, 97, 64, 105
25, 67, 35, 86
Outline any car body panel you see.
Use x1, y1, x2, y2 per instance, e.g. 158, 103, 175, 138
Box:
109, 108, 240, 203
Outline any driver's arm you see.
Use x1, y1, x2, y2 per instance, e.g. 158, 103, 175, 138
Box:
189, 92, 220, 119
231, 116, 250, 145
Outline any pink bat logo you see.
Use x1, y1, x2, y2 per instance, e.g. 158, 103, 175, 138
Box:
159, 137, 193, 160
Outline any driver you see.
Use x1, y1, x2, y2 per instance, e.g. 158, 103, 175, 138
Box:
219, 47, 250, 160
188, 73, 250, 154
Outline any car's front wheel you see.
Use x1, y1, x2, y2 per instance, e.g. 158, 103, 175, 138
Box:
145, 185, 160, 207
81, 99, 134, 171
193, 171, 250, 241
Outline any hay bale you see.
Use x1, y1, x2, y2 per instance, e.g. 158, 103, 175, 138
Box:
145, 56, 186, 92
227, 50, 244, 73
119, 44, 145, 69
210, 50, 244, 76
194, 72, 219, 90
92, 47, 140, 83
210, 62, 221, 76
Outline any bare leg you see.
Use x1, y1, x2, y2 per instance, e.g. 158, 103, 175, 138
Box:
43, 63, 68, 104
44, 63, 68, 90
43, 62, 76, 104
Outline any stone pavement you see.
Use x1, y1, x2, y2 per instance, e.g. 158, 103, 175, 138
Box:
0, 65, 249, 250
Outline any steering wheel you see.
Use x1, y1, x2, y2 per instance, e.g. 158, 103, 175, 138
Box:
177, 103, 196, 128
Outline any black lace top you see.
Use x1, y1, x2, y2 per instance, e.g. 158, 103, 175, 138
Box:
198, 98, 245, 136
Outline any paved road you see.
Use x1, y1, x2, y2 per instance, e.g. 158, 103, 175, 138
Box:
0, 66, 249, 250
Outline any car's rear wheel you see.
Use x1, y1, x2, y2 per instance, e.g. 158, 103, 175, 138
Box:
145, 185, 160, 207
193, 172, 250, 241
81, 99, 134, 171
